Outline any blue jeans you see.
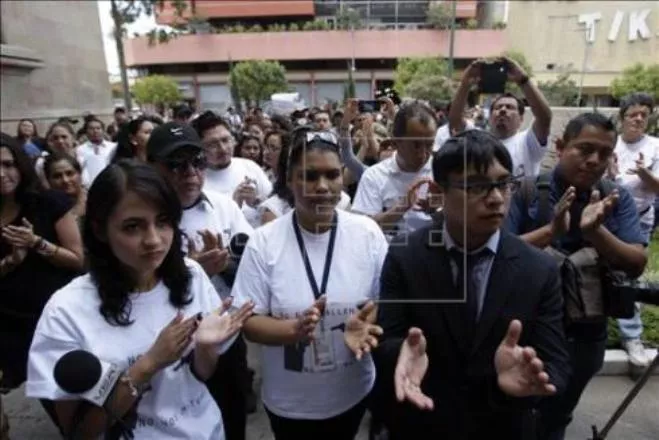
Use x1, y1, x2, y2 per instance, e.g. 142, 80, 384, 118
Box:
616, 220, 651, 340
537, 326, 607, 440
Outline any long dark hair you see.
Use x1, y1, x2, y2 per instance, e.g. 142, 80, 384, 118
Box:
0, 132, 42, 205
16, 118, 38, 143
83, 159, 191, 326
112, 116, 150, 163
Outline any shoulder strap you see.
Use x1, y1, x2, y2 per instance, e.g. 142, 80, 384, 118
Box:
535, 173, 553, 227
519, 173, 553, 232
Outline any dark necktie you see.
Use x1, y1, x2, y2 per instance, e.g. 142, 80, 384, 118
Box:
450, 248, 492, 335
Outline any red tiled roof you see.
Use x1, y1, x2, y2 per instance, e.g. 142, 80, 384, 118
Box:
124, 30, 505, 66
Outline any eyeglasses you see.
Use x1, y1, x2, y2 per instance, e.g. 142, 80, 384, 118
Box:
446, 175, 523, 198
163, 153, 207, 173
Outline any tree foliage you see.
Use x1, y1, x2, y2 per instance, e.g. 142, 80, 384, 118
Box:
402, 76, 456, 102
426, 2, 453, 30
501, 50, 533, 95
336, 7, 363, 30
394, 57, 449, 98
537, 73, 579, 106
231, 60, 288, 106
131, 75, 182, 107
610, 63, 659, 101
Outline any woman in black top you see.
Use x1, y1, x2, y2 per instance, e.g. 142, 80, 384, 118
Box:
0, 132, 84, 389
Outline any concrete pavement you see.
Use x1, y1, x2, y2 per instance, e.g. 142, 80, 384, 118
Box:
4, 374, 658, 439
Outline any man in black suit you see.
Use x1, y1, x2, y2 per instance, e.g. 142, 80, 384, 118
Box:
349, 130, 571, 439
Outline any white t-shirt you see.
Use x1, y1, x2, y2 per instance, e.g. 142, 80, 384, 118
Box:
26, 259, 228, 440
433, 120, 476, 152
614, 134, 659, 225
259, 192, 352, 219
76, 140, 117, 185
352, 154, 434, 236
180, 190, 254, 299
499, 129, 546, 177
203, 158, 273, 228
231, 210, 388, 419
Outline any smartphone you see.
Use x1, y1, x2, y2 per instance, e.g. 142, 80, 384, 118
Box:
358, 100, 379, 113
479, 61, 508, 94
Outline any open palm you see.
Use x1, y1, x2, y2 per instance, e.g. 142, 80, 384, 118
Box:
495, 320, 556, 397
195, 301, 254, 347
394, 328, 433, 410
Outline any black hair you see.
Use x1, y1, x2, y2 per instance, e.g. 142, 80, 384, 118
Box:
83, 116, 105, 132
562, 112, 617, 144
114, 107, 126, 115
83, 159, 191, 327
489, 93, 526, 117
112, 116, 151, 163
16, 118, 38, 142
392, 100, 438, 138
145, 114, 164, 126
272, 126, 340, 208
190, 111, 231, 138
173, 104, 194, 121
0, 132, 42, 204
270, 114, 293, 132
432, 130, 513, 183
43, 151, 82, 180
235, 133, 263, 165
619, 93, 655, 118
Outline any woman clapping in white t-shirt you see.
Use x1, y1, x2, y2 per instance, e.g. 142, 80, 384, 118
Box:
232, 128, 389, 439
26, 160, 253, 439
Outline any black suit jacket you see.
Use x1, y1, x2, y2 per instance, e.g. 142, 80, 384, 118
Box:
373, 225, 571, 440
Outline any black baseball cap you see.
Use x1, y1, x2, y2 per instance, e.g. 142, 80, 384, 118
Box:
147, 122, 202, 161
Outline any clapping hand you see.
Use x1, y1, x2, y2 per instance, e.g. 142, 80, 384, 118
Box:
626, 152, 648, 176
394, 328, 433, 410
580, 189, 618, 234
292, 295, 327, 342
2, 218, 37, 249
145, 312, 199, 371
495, 320, 557, 397
188, 230, 230, 277
550, 186, 575, 237
344, 301, 383, 360
407, 178, 442, 215
194, 297, 255, 347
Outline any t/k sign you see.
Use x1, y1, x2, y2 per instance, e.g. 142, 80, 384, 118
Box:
578, 8, 658, 43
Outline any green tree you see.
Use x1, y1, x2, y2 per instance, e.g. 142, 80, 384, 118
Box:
403, 76, 455, 102
537, 72, 579, 106
426, 2, 452, 29
231, 60, 288, 106
110, 0, 201, 111
394, 57, 449, 97
131, 75, 182, 109
336, 7, 363, 30
610, 63, 659, 101
501, 50, 533, 95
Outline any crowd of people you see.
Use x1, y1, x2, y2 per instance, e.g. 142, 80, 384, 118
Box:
1, 56, 658, 440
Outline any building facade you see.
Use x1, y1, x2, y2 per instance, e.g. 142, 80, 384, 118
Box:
125, 0, 492, 110
504, 0, 658, 106
0, 0, 113, 134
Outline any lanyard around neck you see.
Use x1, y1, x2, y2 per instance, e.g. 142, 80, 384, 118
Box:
291, 211, 338, 299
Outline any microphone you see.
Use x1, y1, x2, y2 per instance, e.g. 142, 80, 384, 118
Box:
228, 232, 250, 259
54, 350, 121, 407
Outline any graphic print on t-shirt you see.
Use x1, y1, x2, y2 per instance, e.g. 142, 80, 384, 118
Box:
280, 304, 356, 374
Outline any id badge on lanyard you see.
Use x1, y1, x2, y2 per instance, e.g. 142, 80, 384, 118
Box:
292, 211, 339, 374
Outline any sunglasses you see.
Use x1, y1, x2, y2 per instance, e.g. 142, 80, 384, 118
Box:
163, 153, 207, 173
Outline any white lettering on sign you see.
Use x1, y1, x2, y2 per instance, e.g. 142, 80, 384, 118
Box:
578, 12, 601, 42
578, 8, 656, 43
628, 9, 651, 41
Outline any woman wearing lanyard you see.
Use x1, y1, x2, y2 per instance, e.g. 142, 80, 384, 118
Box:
231, 127, 389, 439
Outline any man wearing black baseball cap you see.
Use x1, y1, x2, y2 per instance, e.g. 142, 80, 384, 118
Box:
148, 121, 254, 440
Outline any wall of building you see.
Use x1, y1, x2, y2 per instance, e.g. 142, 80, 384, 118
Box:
505, 1, 658, 95
0, 0, 113, 134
